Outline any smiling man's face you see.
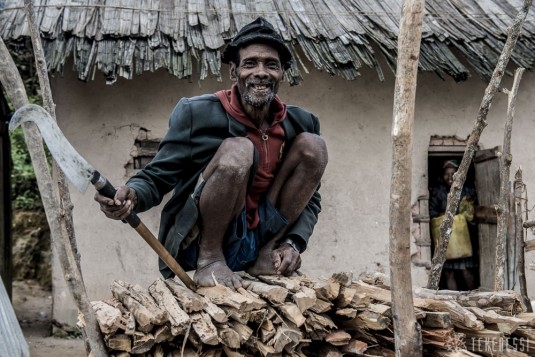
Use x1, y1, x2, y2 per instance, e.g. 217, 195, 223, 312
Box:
230, 43, 284, 112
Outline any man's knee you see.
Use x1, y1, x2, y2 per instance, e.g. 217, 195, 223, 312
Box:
215, 137, 254, 178
292, 133, 328, 169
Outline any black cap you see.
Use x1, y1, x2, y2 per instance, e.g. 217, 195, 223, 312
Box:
221, 17, 293, 70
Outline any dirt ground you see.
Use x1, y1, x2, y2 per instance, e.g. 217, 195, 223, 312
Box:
12, 280, 86, 357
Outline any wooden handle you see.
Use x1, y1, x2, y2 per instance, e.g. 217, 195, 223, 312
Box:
91, 171, 197, 291
134, 222, 197, 291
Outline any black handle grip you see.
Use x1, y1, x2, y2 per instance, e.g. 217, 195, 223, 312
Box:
91, 171, 140, 228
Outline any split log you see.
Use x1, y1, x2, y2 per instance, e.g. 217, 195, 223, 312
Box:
197, 285, 250, 310
293, 286, 317, 313
111, 280, 159, 333
421, 312, 452, 329
218, 327, 240, 349
165, 278, 204, 313
130, 332, 154, 354
148, 279, 190, 335
278, 303, 306, 327
325, 330, 352, 346
91, 300, 126, 334
258, 275, 301, 292
245, 281, 288, 304
341, 339, 367, 355
105, 333, 131, 352
515, 169, 533, 313
191, 313, 219, 346
202, 297, 228, 324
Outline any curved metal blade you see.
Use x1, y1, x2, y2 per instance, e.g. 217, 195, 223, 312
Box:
10, 104, 95, 193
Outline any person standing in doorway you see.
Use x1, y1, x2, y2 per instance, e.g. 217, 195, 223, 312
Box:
429, 159, 478, 290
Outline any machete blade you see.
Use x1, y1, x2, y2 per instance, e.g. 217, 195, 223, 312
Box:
9, 104, 94, 193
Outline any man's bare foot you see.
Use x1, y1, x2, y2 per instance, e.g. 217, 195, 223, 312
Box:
194, 260, 243, 289
246, 245, 277, 277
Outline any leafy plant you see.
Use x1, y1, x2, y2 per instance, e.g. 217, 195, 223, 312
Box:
10, 126, 44, 210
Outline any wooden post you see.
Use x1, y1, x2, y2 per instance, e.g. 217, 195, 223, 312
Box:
0, 37, 108, 356
514, 168, 532, 312
495, 68, 525, 291
20, 1, 108, 355
427, 0, 533, 290
389, 0, 425, 355
0, 89, 12, 299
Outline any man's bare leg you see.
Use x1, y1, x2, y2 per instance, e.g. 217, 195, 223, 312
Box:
247, 133, 328, 276
194, 138, 253, 288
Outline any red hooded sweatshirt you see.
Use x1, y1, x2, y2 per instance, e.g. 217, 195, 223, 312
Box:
216, 84, 287, 229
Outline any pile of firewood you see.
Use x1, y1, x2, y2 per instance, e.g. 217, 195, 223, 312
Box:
82, 272, 535, 356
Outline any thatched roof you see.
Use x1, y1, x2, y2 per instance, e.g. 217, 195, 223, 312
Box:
1, 0, 534, 85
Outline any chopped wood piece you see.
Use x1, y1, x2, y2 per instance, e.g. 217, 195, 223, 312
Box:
422, 312, 452, 328
153, 324, 173, 343
341, 339, 367, 355
148, 279, 190, 335
228, 321, 253, 343
333, 287, 356, 308
124, 312, 135, 335
105, 333, 131, 352
516, 312, 535, 326
467, 306, 525, 333
131, 332, 155, 354
341, 309, 390, 331
255, 340, 277, 356
309, 298, 332, 314
269, 326, 301, 353
221, 307, 251, 324
165, 278, 204, 313
219, 327, 241, 349
335, 307, 357, 319
202, 297, 228, 323
258, 275, 302, 292
249, 308, 269, 325
91, 300, 125, 334
347, 292, 371, 309
313, 278, 341, 301
191, 312, 219, 346
111, 280, 156, 332
325, 330, 351, 346
197, 285, 250, 310
245, 281, 288, 304
236, 287, 268, 309
278, 303, 306, 327
222, 346, 246, 357
292, 286, 317, 313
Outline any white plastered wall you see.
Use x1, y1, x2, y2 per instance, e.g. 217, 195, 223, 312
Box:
49, 63, 535, 324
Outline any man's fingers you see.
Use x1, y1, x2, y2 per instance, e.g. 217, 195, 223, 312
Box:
272, 250, 282, 270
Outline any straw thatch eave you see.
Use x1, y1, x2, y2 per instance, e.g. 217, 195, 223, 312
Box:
0, 0, 533, 85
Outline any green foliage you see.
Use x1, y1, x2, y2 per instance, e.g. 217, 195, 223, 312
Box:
10, 127, 44, 210
6, 39, 46, 211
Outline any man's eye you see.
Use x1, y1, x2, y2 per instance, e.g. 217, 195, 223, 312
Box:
267, 62, 281, 70
243, 61, 256, 68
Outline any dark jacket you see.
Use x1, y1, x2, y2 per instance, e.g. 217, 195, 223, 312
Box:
127, 94, 322, 276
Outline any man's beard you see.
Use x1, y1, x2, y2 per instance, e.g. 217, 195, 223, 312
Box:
242, 78, 276, 109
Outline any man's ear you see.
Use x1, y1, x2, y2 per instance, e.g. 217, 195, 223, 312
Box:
229, 63, 238, 81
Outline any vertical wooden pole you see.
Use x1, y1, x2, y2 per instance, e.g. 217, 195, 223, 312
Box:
389, 0, 424, 355
495, 68, 525, 291
514, 168, 532, 312
0, 90, 12, 299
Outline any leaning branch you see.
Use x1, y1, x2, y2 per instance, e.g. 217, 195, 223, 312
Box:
495, 68, 525, 291
427, 0, 533, 290
21, 1, 107, 355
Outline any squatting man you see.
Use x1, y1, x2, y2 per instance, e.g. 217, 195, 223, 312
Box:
95, 17, 328, 289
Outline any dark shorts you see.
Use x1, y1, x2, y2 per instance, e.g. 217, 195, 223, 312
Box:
178, 180, 288, 272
